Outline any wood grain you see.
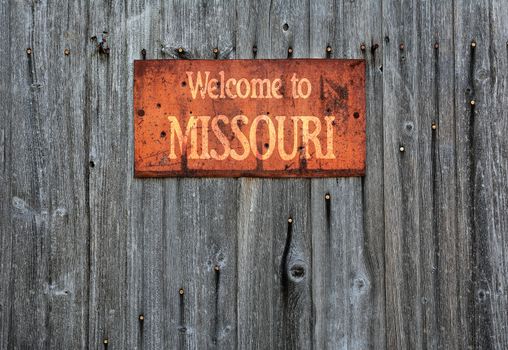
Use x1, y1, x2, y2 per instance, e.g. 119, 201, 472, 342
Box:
1, 1, 90, 349
1, 0, 508, 349
310, 0, 385, 348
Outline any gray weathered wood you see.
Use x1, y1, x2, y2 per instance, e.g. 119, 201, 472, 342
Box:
454, 1, 508, 348
2, 1, 508, 349
162, 2, 239, 348
310, 0, 385, 348
382, 0, 423, 347
416, 1, 461, 349
1, 1, 90, 349
236, 1, 313, 349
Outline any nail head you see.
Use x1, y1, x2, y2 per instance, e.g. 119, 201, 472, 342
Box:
326, 46, 332, 53
212, 47, 219, 54
470, 100, 476, 106
360, 43, 366, 51
178, 47, 184, 53
64, 48, 70, 56
288, 47, 293, 54
103, 339, 109, 344
471, 41, 477, 48
288, 217, 293, 223
179, 288, 184, 295
399, 43, 405, 50
434, 42, 439, 49
431, 122, 437, 130
325, 194, 330, 200
139, 315, 144, 321
399, 146, 405, 152
26, 48, 32, 55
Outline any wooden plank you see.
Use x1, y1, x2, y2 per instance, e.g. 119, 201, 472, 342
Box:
485, 2, 508, 347
308, 3, 339, 347
453, 1, 489, 349
157, 1, 239, 349
87, 1, 131, 348
382, 1, 423, 348
310, 0, 385, 348
119, 2, 165, 350
236, 0, 313, 348
234, 3, 275, 349
0, 1, 90, 349
0, 0, 13, 347
455, 1, 508, 349
415, 1, 460, 349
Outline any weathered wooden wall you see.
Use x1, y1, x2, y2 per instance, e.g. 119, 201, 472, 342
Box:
1, 0, 507, 349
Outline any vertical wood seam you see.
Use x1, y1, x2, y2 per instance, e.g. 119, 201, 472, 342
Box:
84, 2, 92, 348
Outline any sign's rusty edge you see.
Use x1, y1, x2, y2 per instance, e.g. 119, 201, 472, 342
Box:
133, 58, 366, 63
134, 168, 365, 178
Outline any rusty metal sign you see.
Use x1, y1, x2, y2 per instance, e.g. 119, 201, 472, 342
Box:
134, 59, 365, 177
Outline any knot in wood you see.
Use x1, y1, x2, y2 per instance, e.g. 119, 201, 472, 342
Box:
353, 277, 368, 294
477, 289, 489, 302
288, 262, 306, 282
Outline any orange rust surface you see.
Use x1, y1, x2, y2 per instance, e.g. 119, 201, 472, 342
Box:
134, 59, 366, 177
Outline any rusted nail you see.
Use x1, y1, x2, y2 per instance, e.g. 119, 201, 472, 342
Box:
288, 217, 293, 223
26, 48, 32, 55
179, 288, 184, 295
471, 41, 477, 48
141, 48, 146, 59
470, 100, 476, 106
64, 48, 70, 56
399, 145, 405, 152
325, 193, 330, 200
214, 265, 220, 272
326, 45, 332, 53
431, 122, 437, 130
434, 42, 439, 49
399, 43, 405, 50
360, 43, 366, 51
288, 47, 293, 54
